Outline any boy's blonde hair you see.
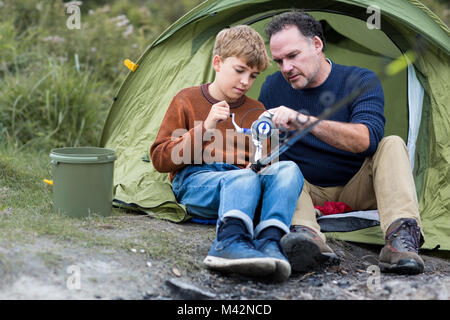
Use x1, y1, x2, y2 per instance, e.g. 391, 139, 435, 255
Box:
213, 25, 270, 71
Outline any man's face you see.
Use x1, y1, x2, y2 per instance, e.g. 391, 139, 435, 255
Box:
269, 25, 322, 89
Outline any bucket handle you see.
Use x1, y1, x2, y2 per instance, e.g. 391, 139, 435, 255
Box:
43, 179, 54, 186
49, 154, 116, 163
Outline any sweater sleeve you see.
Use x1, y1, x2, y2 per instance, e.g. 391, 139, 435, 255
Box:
349, 70, 386, 156
150, 94, 206, 173
258, 73, 278, 109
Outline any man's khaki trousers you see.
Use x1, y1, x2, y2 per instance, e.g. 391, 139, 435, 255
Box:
291, 136, 423, 243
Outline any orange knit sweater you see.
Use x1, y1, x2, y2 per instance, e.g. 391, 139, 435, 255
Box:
150, 84, 268, 181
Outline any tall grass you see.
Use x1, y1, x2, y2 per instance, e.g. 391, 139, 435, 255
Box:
0, 58, 108, 148
0, 0, 202, 150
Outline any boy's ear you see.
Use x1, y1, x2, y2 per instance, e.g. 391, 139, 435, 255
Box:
212, 55, 222, 72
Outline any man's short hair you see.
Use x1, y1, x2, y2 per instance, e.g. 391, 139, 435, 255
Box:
213, 25, 270, 71
265, 10, 326, 52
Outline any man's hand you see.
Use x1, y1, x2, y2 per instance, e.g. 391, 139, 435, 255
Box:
268, 106, 370, 153
269, 106, 314, 130
204, 100, 230, 130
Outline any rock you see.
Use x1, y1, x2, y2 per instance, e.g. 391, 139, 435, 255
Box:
306, 277, 323, 287
335, 250, 345, 258
172, 267, 181, 277
142, 291, 156, 300
165, 278, 216, 300
337, 279, 351, 288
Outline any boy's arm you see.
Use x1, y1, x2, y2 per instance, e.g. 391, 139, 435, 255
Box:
150, 95, 206, 173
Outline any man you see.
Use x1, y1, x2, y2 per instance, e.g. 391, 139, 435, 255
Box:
259, 11, 425, 275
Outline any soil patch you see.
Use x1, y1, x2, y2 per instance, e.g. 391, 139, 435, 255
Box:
0, 214, 448, 300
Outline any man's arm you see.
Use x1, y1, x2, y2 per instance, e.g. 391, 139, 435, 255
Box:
269, 69, 384, 155
304, 116, 370, 153
270, 106, 370, 154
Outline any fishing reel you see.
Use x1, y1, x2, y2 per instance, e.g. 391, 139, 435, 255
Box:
230, 111, 275, 139
230, 111, 275, 169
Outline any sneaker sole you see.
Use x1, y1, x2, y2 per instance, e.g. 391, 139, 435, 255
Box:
379, 259, 424, 275
271, 258, 291, 282
281, 233, 340, 273
203, 256, 276, 276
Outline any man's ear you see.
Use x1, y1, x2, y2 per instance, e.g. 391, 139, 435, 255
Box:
312, 36, 323, 53
212, 55, 222, 72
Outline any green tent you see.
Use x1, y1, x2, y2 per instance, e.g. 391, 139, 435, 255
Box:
100, 0, 450, 250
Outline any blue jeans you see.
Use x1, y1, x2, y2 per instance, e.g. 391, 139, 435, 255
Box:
172, 161, 303, 237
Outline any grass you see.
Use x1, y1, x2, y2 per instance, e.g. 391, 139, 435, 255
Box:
35, 251, 66, 269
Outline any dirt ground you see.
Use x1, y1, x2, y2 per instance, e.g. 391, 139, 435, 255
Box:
0, 213, 448, 301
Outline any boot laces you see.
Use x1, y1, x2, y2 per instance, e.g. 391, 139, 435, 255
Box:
393, 220, 420, 252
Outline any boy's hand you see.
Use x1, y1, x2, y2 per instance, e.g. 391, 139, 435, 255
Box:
204, 100, 230, 130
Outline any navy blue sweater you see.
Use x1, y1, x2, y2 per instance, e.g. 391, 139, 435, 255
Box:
259, 62, 385, 187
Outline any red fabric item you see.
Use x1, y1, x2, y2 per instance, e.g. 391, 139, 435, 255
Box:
314, 202, 353, 215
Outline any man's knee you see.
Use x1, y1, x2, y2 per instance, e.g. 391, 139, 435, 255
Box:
378, 135, 407, 151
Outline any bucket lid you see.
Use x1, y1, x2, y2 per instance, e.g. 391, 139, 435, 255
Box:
50, 147, 116, 164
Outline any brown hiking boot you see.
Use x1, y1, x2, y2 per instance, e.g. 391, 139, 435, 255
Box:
280, 225, 340, 272
379, 218, 424, 275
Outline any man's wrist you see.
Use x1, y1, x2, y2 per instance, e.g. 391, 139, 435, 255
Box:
296, 112, 309, 127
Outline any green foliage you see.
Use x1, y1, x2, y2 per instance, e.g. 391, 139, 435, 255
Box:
0, 0, 202, 150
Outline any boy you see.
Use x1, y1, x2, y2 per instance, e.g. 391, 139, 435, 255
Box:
150, 26, 303, 281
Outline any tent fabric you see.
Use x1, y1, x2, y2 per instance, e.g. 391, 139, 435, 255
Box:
100, 0, 450, 250
316, 210, 380, 233
407, 63, 424, 169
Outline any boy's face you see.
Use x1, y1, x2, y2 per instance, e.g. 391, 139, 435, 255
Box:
212, 55, 260, 102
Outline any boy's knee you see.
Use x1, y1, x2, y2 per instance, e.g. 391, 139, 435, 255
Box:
223, 168, 259, 185
276, 161, 303, 181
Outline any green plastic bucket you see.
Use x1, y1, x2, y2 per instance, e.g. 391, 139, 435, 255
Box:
49, 147, 116, 218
